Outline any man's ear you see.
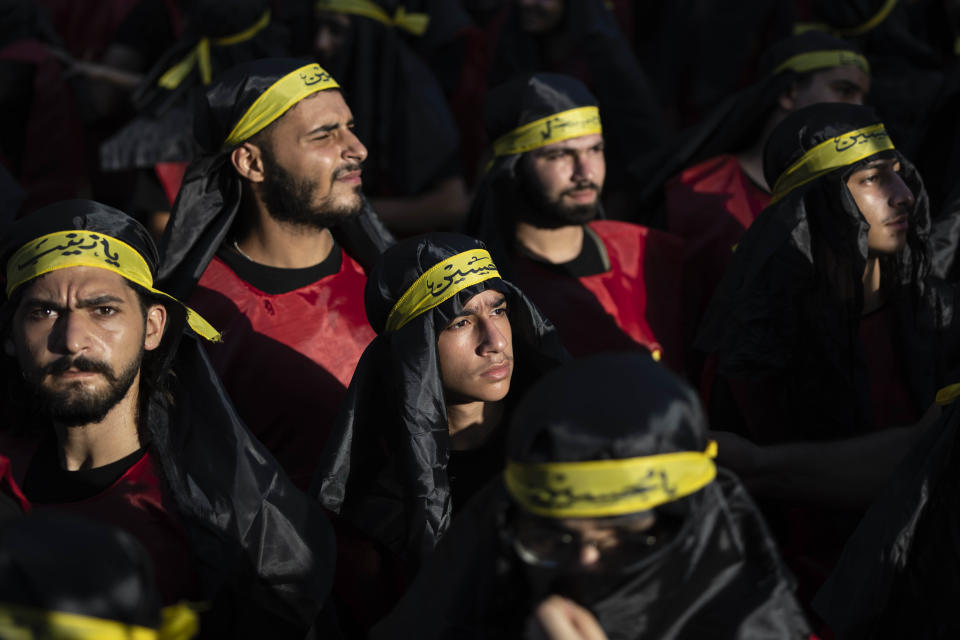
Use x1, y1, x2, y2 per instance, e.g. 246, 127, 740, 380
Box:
230, 141, 267, 183
143, 304, 168, 352
778, 83, 798, 112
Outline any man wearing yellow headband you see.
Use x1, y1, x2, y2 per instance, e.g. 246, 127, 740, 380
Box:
158, 57, 394, 489
315, 233, 566, 631
634, 31, 870, 382
372, 353, 811, 639
465, 73, 684, 371
0, 200, 337, 637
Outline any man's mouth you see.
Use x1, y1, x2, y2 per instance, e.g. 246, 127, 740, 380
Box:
884, 214, 909, 231
334, 165, 363, 185
481, 361, 512, 381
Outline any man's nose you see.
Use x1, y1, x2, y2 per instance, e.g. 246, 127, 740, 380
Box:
478, 317, 507, 354
343, 127, 368, 164
53, 311, 91, 355
890, 173, 915, 212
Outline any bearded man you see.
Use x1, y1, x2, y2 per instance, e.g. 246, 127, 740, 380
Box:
158, 58, 394, 488
465, 73, 683, 370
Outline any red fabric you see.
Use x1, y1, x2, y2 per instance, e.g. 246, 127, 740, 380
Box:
0, 454, 29, 514
0, 436, 198, 605
190, 252, 375, 489
665, 155, 770, 366
0, 40, 87, 215
155, 161, 188, 206
512, 220, 685, 372
859, 305, 921, 428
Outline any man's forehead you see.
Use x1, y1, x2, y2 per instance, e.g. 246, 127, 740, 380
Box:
462, 289, 507, 312
283, 90, 351, 126
817, 64, 870, 88
20, 267, 132, 298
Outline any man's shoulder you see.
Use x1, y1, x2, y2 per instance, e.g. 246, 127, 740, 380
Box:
668, 154, 744, 193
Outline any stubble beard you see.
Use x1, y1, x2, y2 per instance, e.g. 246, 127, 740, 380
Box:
516, 165, 601, 230
260, 158, 364, 232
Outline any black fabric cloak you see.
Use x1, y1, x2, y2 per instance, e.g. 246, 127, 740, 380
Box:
695, 103, 937, 442
484, 0, 665, 190
626, 31, 868, 222
372, 353, 812, 639
463, 72, 601, 279
157, 57, 394, 300
0, 201, 336, 635
314, 233, 567, 566
812, 389, 960, 638
297, 1, 463, 198
100, 0, 289, 172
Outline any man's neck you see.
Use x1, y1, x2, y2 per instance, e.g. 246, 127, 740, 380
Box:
53, 384, 142, 471
446, 400, 504, 451
515, 222, 584, 264
862, 255, 885, 314
234, 200, 334, 269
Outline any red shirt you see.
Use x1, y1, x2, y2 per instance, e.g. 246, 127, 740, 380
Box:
190, 251, 375, 488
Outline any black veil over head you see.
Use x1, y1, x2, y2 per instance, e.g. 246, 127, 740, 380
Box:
315, 232, 567, 564
158, 57, 393, 300
696, 103, 935, 440
0, 200, 336, 630
464, 73, 600, 276
372, 354, 811, 639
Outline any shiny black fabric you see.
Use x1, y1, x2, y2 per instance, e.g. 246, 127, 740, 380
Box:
157, 57, 394, 300
464, 73, 600, 279
304, 4, 462, 197
813, 395, 960, 638
695, 103, 937, 441
0, 512, 164, 629
486, 0, 665, 190
100, 0, 289, 171
314, 233, 567, 565
626, 31, 865, 219
372, 354, 811, 639
0, 201, 336, 633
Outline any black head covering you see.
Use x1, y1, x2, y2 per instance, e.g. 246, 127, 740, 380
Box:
315, 232, 567, 565
100, 0, 289, 172
372, 353, 811, 639
0, 200, 336, 630
696, 103, 935, 440
486, 0, 665, 191
0, 512, 196, 638
464, 73, 600, 277
158, 57, 394, 300
627, 31, 869, 219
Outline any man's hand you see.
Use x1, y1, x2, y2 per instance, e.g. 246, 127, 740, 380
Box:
529, 596, 609, 640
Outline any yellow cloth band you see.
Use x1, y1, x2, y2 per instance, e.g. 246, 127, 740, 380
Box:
385, 249, 500, 332
794, 0, 897, 37
492, 106, 602, 157
158, 10, 272, 89
769, 123, 895, 203
316, 0, 430, 35
6, 230, 221, 342
0, 602, 199, 640
773, 49, 870, 76
505, 441, 718, 519
936, 382, 960, 406
223, 63, 340, 147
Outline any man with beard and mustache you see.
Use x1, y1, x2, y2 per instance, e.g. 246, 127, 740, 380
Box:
0, 200, 337, 637
465, 73, 683, 371
157, 58, 394, 489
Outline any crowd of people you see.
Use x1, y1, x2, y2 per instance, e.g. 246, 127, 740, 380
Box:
3, 0, 960, 638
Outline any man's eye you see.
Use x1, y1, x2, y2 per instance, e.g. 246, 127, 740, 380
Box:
29, 307, 56, 320
95, 306, 117, 316
493, 305, 509, 316
448, 318, 469, 330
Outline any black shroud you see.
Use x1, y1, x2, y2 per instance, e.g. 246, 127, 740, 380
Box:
314, 233, 567, 565
372, 353, 811, 639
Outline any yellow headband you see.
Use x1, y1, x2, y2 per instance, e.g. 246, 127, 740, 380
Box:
769, 123, 895, 203
505, 442, 718, 519
0, 601, 198, 640
316, 0, 430, 35
492, 106, 602, 157
158, 10, 272, 89
223, 63, 340, 147
6, 230, 221, 342
794, 0, 897, 37
384, 249, 500, 332
773, 49, 870, 76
